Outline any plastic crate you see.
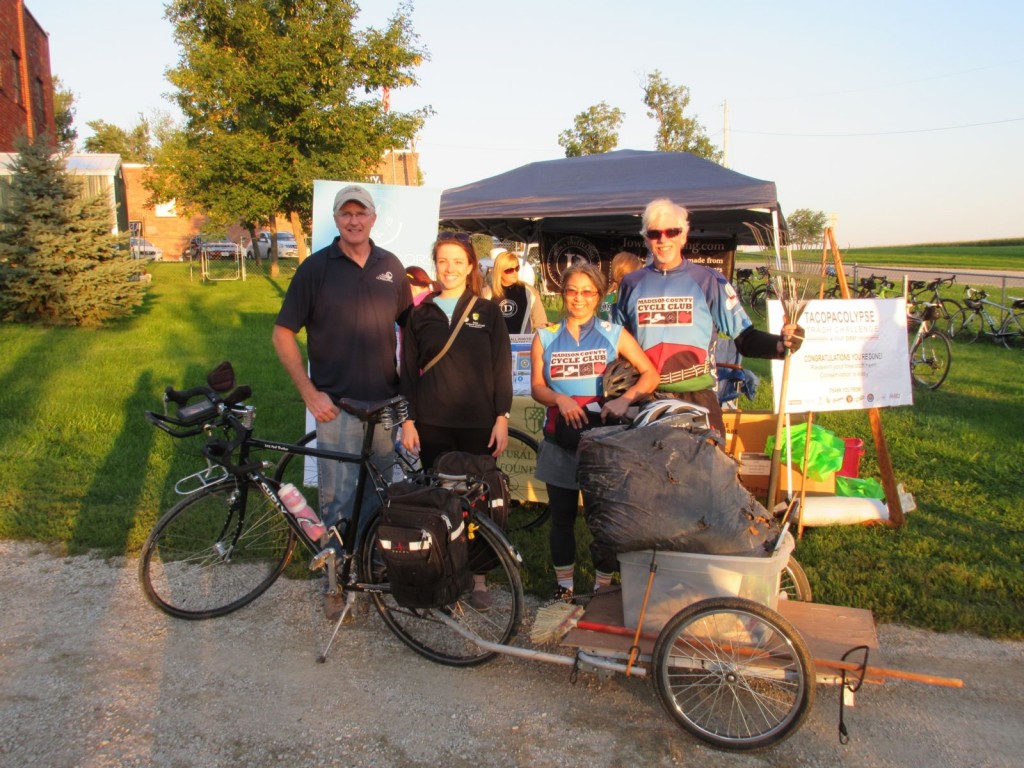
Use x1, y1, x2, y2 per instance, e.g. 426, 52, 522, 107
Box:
618, 532, 795, 634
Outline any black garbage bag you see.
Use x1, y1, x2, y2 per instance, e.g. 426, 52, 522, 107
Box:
577, 416, 779, 557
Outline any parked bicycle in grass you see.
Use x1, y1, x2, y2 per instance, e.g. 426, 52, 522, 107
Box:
855, 274, 896, 298
908, 303, 952, 390
906, 276, 961, 334
733, 265, 770, 307
140, 363, 524, 666
949, 287, 1024, 348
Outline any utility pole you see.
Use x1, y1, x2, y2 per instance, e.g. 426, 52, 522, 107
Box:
722, 100, 729, 167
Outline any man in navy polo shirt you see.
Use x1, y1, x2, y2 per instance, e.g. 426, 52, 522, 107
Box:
273, 185, 412, 548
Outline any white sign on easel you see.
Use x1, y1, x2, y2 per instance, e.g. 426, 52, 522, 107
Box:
768, 298, 913, 414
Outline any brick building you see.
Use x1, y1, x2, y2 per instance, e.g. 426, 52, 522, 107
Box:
122, 149, 421, 261
0, 0, 55, 151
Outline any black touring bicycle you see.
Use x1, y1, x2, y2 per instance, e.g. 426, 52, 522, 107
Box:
141, 363, 961, 753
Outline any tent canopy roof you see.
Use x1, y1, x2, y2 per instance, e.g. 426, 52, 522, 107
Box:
440, 149, 783, 245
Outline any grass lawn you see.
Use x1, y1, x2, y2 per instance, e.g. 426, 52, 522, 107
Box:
1, 261, 1022, 638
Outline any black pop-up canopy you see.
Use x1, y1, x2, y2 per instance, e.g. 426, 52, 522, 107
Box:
439, 149, 785, 245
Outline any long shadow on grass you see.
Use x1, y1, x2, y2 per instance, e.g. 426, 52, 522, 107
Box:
69, 371, 156, 555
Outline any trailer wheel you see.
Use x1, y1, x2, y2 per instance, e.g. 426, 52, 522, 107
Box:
652, 596, 815, 751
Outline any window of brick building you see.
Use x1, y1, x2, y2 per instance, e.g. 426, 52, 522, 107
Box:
34, 78, 45, 131
11, 52, 23, 105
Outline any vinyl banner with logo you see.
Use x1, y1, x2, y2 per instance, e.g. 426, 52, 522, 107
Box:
311, 180, 442, 274
538, 232, 735, 292
768, 298, 913, 414
302, 182, 443, 480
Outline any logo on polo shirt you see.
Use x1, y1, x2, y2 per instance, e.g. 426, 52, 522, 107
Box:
376, 271, 394, 282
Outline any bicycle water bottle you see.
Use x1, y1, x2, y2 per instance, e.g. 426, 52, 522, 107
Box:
278, 483, 327, 542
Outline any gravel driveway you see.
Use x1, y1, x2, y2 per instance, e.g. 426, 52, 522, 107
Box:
2, 540, 1021, 768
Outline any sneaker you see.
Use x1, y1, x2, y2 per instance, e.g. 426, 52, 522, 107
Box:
552, 585, 574, 603
324, 591, 345, 622
468, 589, 493, 612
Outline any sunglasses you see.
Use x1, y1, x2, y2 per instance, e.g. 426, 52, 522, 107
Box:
503, 265, 520, 274
564, 288, 599, 298
436, 231, 472, 244
645, 227, 684, 240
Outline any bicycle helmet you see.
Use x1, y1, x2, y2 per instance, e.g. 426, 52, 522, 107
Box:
630, 400, 712, 431
602, 358, 641, 398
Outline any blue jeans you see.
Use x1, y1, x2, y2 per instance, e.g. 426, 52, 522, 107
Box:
315, 409, 396, 544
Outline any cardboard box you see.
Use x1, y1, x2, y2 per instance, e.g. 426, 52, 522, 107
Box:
721, 410, 836, 505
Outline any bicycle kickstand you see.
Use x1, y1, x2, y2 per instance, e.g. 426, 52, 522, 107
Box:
309, 544, 357, 663
317, 589, 356, 663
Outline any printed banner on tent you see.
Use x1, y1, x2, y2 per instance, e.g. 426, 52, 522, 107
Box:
768, 298, 913, 413
538, 232, 735, 292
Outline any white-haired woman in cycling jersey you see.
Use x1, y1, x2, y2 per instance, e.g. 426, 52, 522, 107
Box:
530, 263, 659, 601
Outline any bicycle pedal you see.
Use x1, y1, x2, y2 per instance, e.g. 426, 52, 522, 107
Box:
309, 547, 336, 572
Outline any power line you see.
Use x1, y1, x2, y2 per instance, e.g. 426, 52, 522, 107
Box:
733, 116, 1024, 138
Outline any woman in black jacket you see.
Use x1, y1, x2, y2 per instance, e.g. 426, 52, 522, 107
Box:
400, 232, 513, 471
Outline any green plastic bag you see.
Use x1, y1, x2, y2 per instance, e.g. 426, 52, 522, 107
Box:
835, 475, 886, 499
764, 423, 845, 481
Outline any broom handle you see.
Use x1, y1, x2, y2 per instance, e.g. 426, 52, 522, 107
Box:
766, 351, 793, 507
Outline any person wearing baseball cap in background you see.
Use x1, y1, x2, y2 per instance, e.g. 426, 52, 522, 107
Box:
273, 184, 412, 619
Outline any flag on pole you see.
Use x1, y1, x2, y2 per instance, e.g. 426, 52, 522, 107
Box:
382, 86, 391, 114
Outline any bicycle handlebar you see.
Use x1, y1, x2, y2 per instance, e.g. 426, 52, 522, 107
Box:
145, 384, 253, 438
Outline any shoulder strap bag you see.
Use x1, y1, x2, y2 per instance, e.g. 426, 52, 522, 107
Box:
422, 296, 477, 375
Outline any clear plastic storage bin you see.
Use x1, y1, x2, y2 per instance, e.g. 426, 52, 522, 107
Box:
618, 532, 795, 634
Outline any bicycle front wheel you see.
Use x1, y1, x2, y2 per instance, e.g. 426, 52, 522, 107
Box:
140, 479, 297, 619
500, 428, 549, 531
910, 331, 952, 390
933, 298, 963, 335
362, 513, 524, 666
748, 285, 768, 319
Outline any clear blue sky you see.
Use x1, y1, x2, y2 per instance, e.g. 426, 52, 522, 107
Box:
27, 0, 1024, 247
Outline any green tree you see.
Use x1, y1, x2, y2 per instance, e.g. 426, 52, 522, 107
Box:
786, 209, 828, 251
0, 135, 144, 327
642, 70, 722, 163
53, 75, 78, 153
83, 116, 155, 163
152, 0, 429, 272
557, 102, 625, 157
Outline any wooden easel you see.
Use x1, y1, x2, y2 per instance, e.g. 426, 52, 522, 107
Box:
815, 227, 904, 528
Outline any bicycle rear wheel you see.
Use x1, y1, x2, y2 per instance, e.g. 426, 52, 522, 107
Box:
140, 479, 297, 619
949, 308, 982, 343
910, 330, 952, 390
500, 428, 549, 530
362, 513, 524, 666
999, 310, 1024, 349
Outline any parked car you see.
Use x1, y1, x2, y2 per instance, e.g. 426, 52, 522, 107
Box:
247, 230, 298, 260
183, 236, 241, 261
130, 237, 163, 261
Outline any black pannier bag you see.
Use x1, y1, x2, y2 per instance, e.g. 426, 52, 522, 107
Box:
577, 417, 780, 558
433, 451, 509, 530
379, 481, 472, 609
433, 451, 509, 573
